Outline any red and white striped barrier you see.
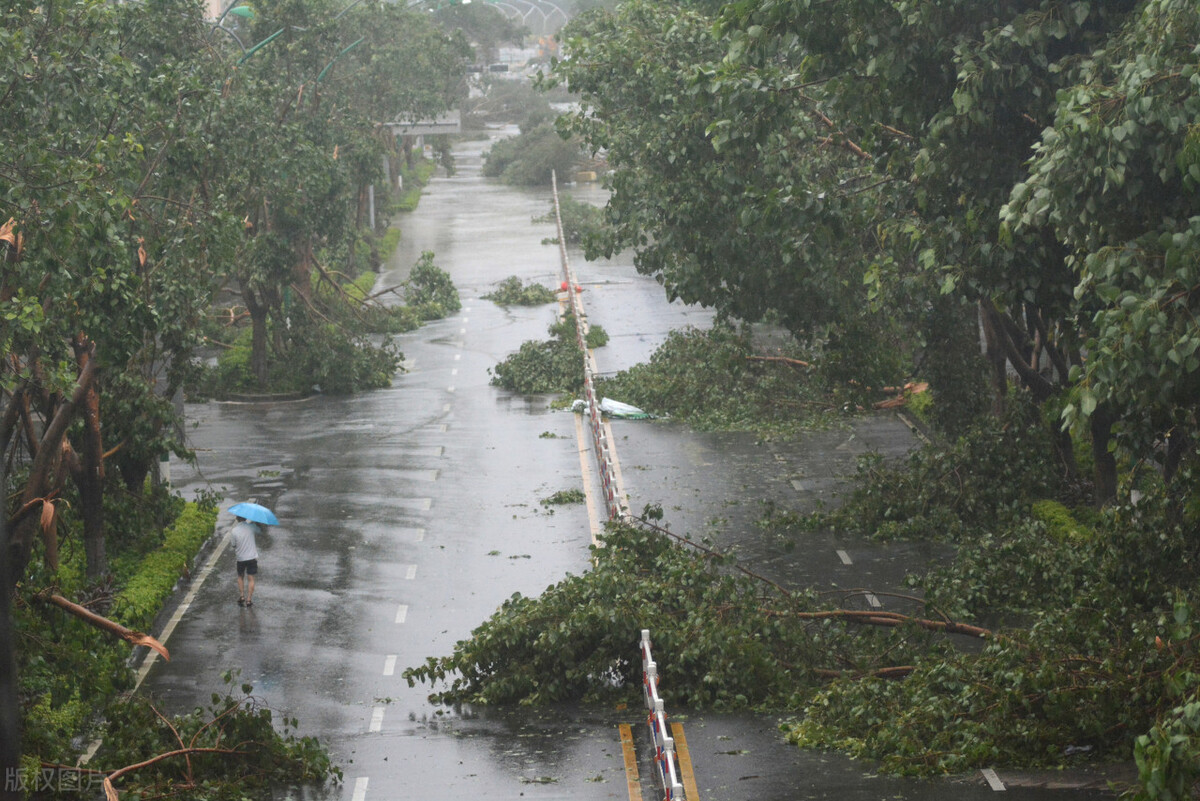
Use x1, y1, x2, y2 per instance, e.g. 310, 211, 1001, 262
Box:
641, 629, 686, 800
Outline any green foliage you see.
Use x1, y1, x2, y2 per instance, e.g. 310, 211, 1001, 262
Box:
91, 672, 339, 800
293, 320, 402, 395
403, 522, 831, 708
391, 159, 439, 213
1030, 499, 1091, 544
482, 276, 558, 306
783, 401, 1071, 543
110, 504, 219, 632
404, 251, 462, 320
482, 118, 586, 186
584, 324, 608, 349
535, 194, 608, 247
1135, 697, 1200, 801
595, 325, 834, 435
490, 313, 587, 395
541, 488, 585, 505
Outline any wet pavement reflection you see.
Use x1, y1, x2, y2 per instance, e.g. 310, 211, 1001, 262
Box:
145, 131, 1118, 800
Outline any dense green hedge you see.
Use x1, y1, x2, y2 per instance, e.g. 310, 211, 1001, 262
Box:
111, 503, 218, 632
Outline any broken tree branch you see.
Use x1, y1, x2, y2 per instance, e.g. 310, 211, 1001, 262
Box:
43, 594, 169, 660
747, 355, 812, 368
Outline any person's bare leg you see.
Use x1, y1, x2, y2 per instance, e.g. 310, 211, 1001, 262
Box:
246, 575, 255, 605
237, 574, 245, 603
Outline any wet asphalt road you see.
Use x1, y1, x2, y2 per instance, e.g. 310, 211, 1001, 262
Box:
144, 131, 1117, 801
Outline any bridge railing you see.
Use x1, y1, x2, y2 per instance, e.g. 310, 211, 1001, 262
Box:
641, 629, 686, 800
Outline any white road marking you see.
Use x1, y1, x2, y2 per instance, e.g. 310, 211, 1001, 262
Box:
865, 593, 882, 609
351, 777, 369, 801
451, 368, 458, 376
836, 549, 852, 565
383, 655, 397, 676
981, 768, 1006, 791
454, 354, 461, 361
447, 385, 456, 393
369, 706, 385, 732
405, 565, 417, 580
394, 604, 408, 623
790, 479, 806, 491
395, 527, 425, 542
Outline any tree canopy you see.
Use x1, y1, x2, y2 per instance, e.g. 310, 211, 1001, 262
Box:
0, 0, 474, 791
550, 0, 1200, 497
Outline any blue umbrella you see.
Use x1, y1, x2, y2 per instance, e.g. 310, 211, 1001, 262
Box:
229, 501, 279, 526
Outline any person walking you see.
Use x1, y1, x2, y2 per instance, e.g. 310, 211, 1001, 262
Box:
231, 515, 261, 607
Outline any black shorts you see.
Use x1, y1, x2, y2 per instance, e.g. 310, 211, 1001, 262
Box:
236, 559, 258, 576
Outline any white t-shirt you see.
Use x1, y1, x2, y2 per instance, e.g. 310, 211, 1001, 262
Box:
231, 521, 260, 562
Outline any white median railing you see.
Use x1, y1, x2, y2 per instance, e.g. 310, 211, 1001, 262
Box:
550, 171, 628, 522
641, 629, 686, 800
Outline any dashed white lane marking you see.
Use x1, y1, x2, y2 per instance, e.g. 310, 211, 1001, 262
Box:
451, 368, 458, 376
405, 565, 417, 580
394, 604, 408, 623
836, 549, 852, 565
383, 655, 397, 676
396, 527, 425, 542
791, 479, 806, 491
442, 405, 450, 414
447, 385, 456, 393
981, 768, 1006, 791
865, 592, 882, 609
351, 777, 369, 801
454, 354, 461, 361
369, 706, 385, 732
459, 328, 466, 334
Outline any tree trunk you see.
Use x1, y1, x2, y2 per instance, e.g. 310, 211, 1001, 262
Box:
70, 338, 107, 579
0, 503, 20, 801
245, 292, 269, 388
1090, 403, 1118, 506
5, 351, 98, 590
978, 301, 1009, 416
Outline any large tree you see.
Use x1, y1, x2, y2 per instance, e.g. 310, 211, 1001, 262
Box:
552, 0, 1167, 499
210, 0, 471, 386
1002, 0, 1200, 498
